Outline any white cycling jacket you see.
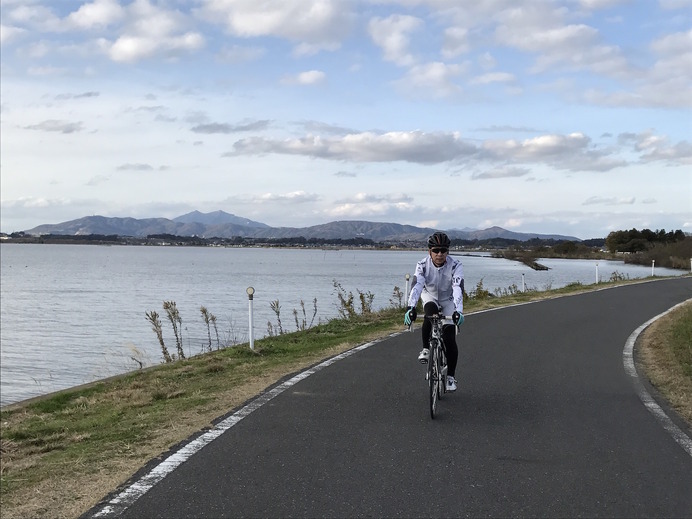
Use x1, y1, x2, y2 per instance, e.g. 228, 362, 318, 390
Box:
407, 255, 464, 314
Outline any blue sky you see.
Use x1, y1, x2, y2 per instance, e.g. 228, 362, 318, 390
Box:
1, 0, 690, 239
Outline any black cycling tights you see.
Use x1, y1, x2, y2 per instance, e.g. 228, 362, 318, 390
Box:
421, 302, 459, 377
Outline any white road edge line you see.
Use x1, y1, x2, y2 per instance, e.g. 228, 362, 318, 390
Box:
622, 299, 692, 458
90, 335, 395, 518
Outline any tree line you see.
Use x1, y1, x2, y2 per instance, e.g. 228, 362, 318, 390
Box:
604, 228, 686, 253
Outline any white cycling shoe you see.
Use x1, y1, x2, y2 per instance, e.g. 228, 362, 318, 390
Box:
418, 348, 429, 363
446, 376, 457, 392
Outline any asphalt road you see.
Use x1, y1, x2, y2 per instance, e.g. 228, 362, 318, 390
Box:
88, 277, 692, 518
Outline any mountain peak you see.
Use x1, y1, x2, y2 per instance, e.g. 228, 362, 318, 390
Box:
172, 211, 269, 228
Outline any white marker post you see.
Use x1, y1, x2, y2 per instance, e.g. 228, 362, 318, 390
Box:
651, 260, 655, 277
596, 263, 599, 284
246, 286, 255, 350
405, 273, 410, 302
522, 273, 525, 292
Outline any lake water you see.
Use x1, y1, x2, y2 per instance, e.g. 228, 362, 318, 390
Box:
1, 243, 686, 407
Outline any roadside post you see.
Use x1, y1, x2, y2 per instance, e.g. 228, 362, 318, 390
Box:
405, 273, 410, 301
596, 263, 599, 284
246, 286, 255, 350
651, 260, 655, 277
522, 273, 525, 292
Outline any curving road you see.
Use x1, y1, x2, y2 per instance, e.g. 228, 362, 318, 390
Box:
87, 277, 692, 518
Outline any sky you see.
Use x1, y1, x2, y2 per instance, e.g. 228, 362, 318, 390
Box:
1, 0, 691, 240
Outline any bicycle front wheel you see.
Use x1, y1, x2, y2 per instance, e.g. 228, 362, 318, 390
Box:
429, 344, 438, 419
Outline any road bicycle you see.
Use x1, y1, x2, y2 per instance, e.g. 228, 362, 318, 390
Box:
409, 313, 453, 418
426, 313, 452, 419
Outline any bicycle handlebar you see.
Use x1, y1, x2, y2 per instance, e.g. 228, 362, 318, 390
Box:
406, 314, 457, 332
427, 314, 454, 320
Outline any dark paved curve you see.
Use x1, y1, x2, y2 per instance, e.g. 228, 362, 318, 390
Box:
91, 277, 692, 518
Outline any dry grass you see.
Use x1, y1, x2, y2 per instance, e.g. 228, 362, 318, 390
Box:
638, 300, 692, 426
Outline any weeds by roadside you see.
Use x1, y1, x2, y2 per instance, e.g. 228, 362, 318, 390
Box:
145, 273, 636, 364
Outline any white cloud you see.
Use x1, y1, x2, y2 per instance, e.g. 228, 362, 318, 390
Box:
217, 44, 265, 63
499, 23, 599, 53
67, 0, 125, 30
482, 133, 584, 161
256, 191, 321, 203
650, 28, 692, 56
281, 70, 326, 85
441, 26, 469, 58
86, 174, 110, 186
2, 3, 63, 32
0, 24, 25, 44
327, 192, 416, 219
337, 192, 413, 204
470, 72, 515, 85
23, 119, 84, 133
92, 0, 205, 62
226, 131, 476, 164
116, 163, 154, 171
578, 0, 631, 9
191, 120, 271, 134
641, 29, 692, 108
481, 133, 628, 171
194, 0, 350, 54
471, 166, 530, 180
222, 129, 642, 173
619, 131, 692, 164
582, 196, 636, 206
26, 66, 68, 76
659, 0, 692, 8
494, 7, 632, 79
368, 14, 423, 66
478, 52, 497, 70
104, 32, 204, 62
395, 61, 465, 98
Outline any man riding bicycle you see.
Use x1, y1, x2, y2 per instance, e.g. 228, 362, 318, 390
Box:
404, 232, 465, 391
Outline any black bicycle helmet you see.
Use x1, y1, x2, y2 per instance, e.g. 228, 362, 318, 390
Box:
427, 231, 451, 249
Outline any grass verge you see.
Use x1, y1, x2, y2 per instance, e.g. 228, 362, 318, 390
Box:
638, 300, 692, 425
1, 277, 690, 519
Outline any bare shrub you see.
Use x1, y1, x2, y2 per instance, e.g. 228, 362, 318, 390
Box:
200, 306, 215, 352
293, 298, 318, 331
145, 310, 172, 363
358, 290, 375, 314
609, 270, 630, 282
389, 286, 404, 308
333, 280, 356, 319
270, 300, 284, 335
163, 301, 185, 359
470, 279, 490, 300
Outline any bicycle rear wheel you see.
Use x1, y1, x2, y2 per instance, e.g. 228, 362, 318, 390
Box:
437, 350, 444, 400
439, 343, 447, 398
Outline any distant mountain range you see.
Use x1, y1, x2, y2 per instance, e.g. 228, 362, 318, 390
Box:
23, 210, 582, 242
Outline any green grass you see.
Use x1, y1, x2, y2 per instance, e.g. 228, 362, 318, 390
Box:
0, 275, 689, 519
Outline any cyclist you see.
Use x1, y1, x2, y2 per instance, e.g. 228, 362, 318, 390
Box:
404, 231, 464, 391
